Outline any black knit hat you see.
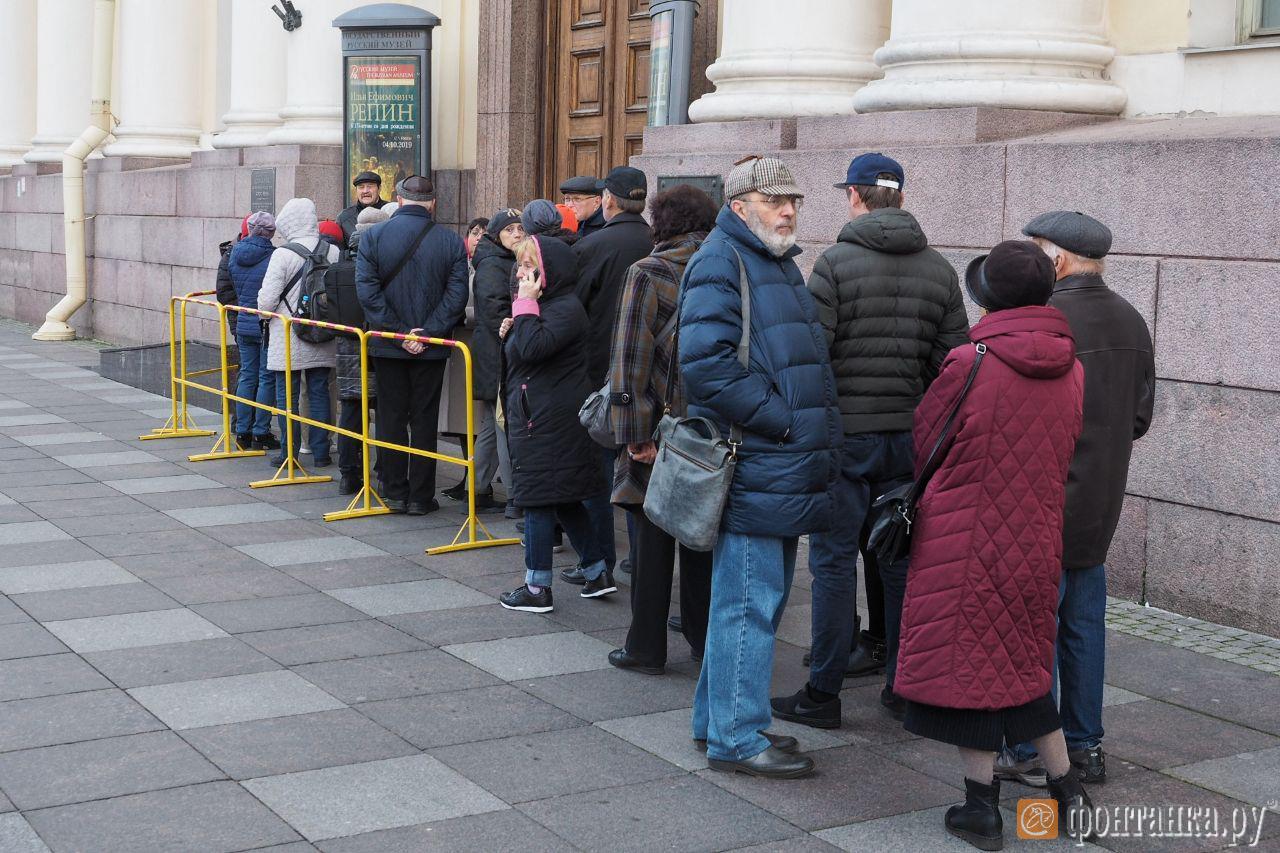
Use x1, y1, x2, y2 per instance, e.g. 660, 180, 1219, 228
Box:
965, 240, 1055, 311
487, 208, 521, 239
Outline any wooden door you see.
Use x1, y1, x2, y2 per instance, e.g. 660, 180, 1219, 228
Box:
542, 0, 652, 196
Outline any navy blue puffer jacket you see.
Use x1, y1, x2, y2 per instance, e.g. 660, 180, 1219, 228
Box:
228, 236, 275, 340
678, 206, 842, 537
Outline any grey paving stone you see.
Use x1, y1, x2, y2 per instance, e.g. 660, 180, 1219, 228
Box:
0, 595, 30, 626
241, 620, 430, 666
200, 520, 345, 549
243, 754, 508, 842
730, 837, 843, 853
0, 814, 50, 852
433, 725, 683, 804
237, 537, 386, 567
0, 689, 163, 752
193, 593, 367, 633
49, 511, 186, 538
0, 558, 136, 594
0, 653, 112, 701
520, 775, 804, 853
129, 670, 346, 730
23, 781, 301, 853
1102, 683, 1148, 706
147, 567, 315, 605
85, 636, 280, 689
0, 504, 38, 523
0, 468, 93, 488
103, 473, 226, 495
77, 527, 221, 558
25, 494, 151, 519
442, 631, 615, 681
382, 604, 560, 646
518, 667, 697, 724
134, 487, 261, 511
0, 458, 67, 474
163, 502, 298, 528
356, 684, 584, 749
815, 805, 1072, 852
1103, 699, 1280, 770
0, 539, 103, 569
0, 730, 225, 810
179, 708, 419, 781
0, 400, 31, 409
699, 745, 961, 831
1169, 746, 1280, 810
0, 623, 68, 661
0, 482, 121, 503
43, 608, 228, 653
280, 556, 439, 590
295, 650, 500, 704
114, 546, 270, 580
0, 789, 11, 813
315, 808, 569, 853
0, 520, 72, 546
12, 583, 179, 622
326, 579, 493, 617
0, 413, 66, 427
50, 449, 162, 468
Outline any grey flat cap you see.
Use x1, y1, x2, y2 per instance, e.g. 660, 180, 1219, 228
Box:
558, 175, 602, 196
1022, 210, 1112, 259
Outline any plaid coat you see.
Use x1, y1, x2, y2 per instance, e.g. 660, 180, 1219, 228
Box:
608, 233, 705, 506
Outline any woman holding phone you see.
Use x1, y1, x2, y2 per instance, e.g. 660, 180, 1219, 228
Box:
498, 234, 615, 613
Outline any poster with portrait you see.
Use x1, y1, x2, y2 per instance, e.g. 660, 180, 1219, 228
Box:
345, 55, 422, 203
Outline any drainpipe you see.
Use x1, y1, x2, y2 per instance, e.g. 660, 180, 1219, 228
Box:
34, 0, 117, 341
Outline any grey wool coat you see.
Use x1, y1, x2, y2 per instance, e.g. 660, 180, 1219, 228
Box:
257, 198, 339, 372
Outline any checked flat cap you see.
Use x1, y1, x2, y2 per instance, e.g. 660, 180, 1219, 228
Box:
725, 155, 803, 200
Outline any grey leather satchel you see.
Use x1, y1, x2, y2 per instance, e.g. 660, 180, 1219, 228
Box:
643, 251, 749, 552
578, 308, 680, 449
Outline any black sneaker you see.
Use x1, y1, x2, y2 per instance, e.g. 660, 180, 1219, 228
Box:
442, 480, 467, 501
1069, 745, 1107, 784
580, 571, 617, 598
253, 433, 281, 450
407, 499, 440, 516
235, 432, 254, 451
384, 498, 407, 514
616, 557, 632, 576
338, 475, 360, 495
608, 648, 664, 675
559, 565, 587, 585
475, 491, 504, 514
500, 584, 553, 613
770, 685, 842, 729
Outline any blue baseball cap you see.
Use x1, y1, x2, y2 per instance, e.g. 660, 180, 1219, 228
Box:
834, 152, 905, 191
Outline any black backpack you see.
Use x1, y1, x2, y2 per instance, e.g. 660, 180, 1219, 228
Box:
281, 243, 336, 344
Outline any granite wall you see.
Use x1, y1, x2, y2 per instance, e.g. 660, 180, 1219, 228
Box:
0, 146, 474, 347
634, 109, 1280, 637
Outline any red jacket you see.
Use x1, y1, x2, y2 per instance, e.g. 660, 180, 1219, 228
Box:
895, 306, 1084, 710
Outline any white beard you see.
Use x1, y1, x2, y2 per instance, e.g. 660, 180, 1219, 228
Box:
744, 208, 797, 257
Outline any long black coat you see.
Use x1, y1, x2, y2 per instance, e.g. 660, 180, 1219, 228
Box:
1050, 273, 1155, 569
572, 211, 653, 387
504, 236, 603, 507
471, 236, 514, 402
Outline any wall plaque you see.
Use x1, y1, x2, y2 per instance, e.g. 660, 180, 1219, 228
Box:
249, 168, 276, 215
657, 174, 723, 207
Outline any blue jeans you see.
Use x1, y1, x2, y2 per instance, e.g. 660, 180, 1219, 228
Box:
1013, 564, 1107, 758
692, 531, 797, 761
273, 368, 332, 460
524, 502, 607, 588
582, 447, 618, 572
235, 335, 275, 437
809, 432, 914, 694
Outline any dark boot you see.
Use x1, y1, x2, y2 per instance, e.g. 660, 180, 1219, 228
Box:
945, 777, 1003, 851
1048, 769, 1098, 843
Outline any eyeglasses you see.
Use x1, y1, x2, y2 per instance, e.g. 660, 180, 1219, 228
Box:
563, 194, 595, 203
741, 195, 803, 211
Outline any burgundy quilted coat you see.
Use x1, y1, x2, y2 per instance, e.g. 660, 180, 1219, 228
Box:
895, 306, 1084, 710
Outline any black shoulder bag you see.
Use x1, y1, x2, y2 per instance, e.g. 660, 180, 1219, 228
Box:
867, 342, 987, 565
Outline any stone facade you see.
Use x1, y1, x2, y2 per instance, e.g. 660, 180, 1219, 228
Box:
633, 109, 1280, 636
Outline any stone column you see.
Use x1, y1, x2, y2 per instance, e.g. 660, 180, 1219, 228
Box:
213, 0, 288, 148
853, 0, 1126, 114
266, 0, 353, 146
0, 0, 37, 166
688, 0, 889, 122
104, 0, 205, 158
475, 0, 543, 215
24, 0, 95, 163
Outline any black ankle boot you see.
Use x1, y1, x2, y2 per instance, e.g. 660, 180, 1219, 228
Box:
945, 777, 1003, 851
1048, 769, 1098, 842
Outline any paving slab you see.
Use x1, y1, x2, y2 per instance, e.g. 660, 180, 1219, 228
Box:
243, 754, 508, 842
0, 520, 72, 546
314, 808, 569, 853
0, 653, 113, 701
23, 781, 301, 853
163, 502, 298, 528
85, 636, 281, 689
1169, 746, 1280, 811
1103, 699, 1280, 770
816, 804, 1079, 852
0, 622, 69, 661
24, 494, 151, 519
326, 578, 493, 617
200, 520, 344, 548
10, 583, 176, 623
128, 670, 346, 730
49, 511, 186, 537
0, 814, 50, 852
78, 527, 221, 557
114, 546, 270, 580
43, 608, 228, 653
518, 666, 698, 723
241, 620, 430, 666
0, 413, 66, 427
280, 556, 440, 590
193, 593, 367, 633
442, 630, 615, 681
0, 689, 163, 752
237, 536, 387, 568
381, 604, 560, 646
147, 567, 315, 605
355, 684, 584, 749
103, 473, 226, 495
179, 708, 419, 780
51, 449, 162, 468
0, 539, 103, 569
0, 730, 225, 810
294, 649, 500, 704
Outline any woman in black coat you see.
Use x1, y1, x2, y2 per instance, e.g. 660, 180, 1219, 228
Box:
498, 234, 614, 613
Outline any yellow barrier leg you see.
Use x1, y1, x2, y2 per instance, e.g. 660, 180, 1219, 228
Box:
325, 332, 388, 521
190, 306, 264, 462
250, 322, 330, 488
141, 296, 215, 441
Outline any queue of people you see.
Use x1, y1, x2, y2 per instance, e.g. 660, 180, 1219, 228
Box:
218, 148, 1154, 850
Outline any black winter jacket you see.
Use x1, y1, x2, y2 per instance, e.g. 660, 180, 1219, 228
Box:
504, 236, 603, 507
1050, 273, 1155, 569
807, 208, 969, 434
355, 205, 469, 360
337, 197, 387, 244
577, 206, 605, 239
572, 212, 653, 386
471, 236, 515, 402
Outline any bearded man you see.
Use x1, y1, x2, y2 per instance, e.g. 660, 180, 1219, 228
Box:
677, 155, 842, 780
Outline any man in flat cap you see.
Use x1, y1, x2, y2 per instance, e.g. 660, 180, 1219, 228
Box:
560, 175, 606, 238
996, 211, 1155, 789
679, 155, 841, 779
338, 171, 388, 244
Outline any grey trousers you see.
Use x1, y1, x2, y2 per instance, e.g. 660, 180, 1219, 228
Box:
473, 398, 511, 495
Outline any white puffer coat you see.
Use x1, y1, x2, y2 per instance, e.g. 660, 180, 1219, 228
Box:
257, 198, 339, 372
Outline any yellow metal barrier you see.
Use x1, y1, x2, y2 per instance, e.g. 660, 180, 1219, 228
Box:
138, 292, 216, 441
150, 292, 518, 557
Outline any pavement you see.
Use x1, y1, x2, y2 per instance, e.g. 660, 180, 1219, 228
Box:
0, 318, 1278, 853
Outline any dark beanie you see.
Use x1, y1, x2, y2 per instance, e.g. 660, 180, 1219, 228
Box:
487, 208, 521, 239
521, 199, 563, 236
965, 240, 1055, 311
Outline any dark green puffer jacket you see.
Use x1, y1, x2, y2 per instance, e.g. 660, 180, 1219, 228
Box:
807, 208, 970, 434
